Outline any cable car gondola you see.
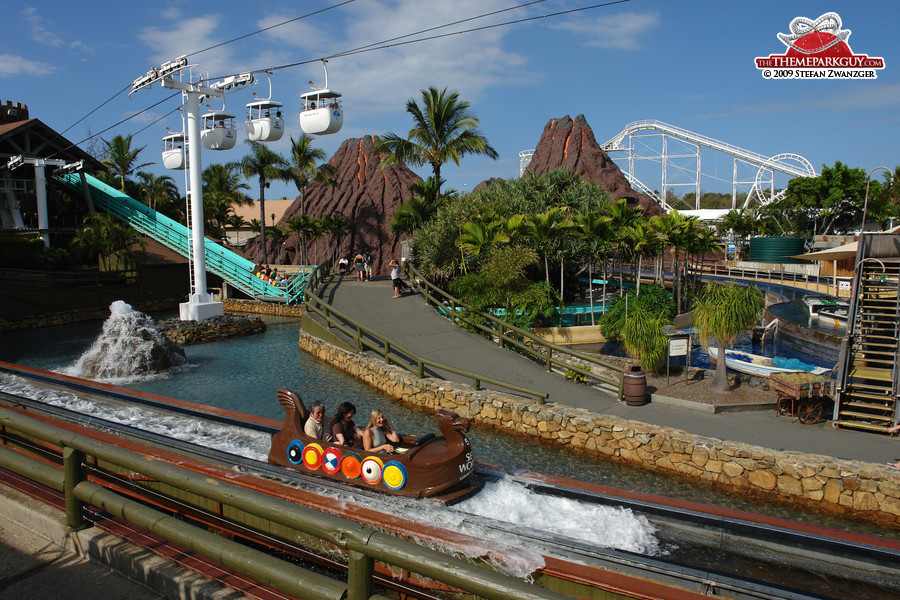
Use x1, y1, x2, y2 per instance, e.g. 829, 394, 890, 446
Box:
161, 132, 187, 170
246, 72, 285, 142
299, 60, 343, 135
201, 110, 237, 150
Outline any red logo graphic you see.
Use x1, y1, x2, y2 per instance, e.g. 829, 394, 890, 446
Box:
755, 12, 884, 79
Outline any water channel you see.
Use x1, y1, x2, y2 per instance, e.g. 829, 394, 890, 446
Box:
0, 305, 891, 542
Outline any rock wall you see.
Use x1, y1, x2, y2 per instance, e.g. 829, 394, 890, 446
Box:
0, 299, 180, 333
298, 331, 900, 528
244, 136, 420, 276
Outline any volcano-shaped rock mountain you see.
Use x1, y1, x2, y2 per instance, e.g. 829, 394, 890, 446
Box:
243, 116, 662, 272
522, 114, 663, 216
244, 136, 419, 275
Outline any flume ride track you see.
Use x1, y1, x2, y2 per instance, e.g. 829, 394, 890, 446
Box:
2, 363, 900, 600
55, 172, 313, 304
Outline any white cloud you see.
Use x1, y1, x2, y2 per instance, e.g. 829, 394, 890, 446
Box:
0, 54, 56, 78
22, 7, 64, 47
138, 15, 250, 78
280, 0, 533, 116
550, 10, 660, 50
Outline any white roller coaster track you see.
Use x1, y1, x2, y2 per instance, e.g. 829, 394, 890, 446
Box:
602, 120, 816, 210
520, 120, 816, 214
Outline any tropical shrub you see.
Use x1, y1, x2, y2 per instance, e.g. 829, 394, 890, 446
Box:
599, 284, 674, 341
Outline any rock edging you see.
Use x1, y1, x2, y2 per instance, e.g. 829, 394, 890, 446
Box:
298, 331, 900, 529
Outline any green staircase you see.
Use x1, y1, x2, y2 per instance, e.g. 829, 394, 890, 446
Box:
57, 172, 312, 304
832, 234, 900, 433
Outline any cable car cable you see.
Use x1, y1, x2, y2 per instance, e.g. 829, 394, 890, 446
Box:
59, 0, 632, 154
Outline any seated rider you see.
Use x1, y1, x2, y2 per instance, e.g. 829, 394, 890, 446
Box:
363, 409, 400, 453
303, 401, 332, 442
330, 401, 362, 447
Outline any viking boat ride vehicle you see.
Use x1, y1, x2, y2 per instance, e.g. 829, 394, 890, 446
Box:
268, 389, 480, 503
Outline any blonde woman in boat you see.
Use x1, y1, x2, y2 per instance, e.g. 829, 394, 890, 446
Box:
363, 409, 401, 453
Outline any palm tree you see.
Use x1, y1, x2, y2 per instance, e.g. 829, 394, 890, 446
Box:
374, 86, 498, 195
135, 171, 181, 220
284, 134, 337, 215
321, 213, 350, 263
390, 176, 456, 236
101, 134, 152, 191
694, 283, 765, 393
226, 213, 247, 246
286, 214, 320, 265
71, 212, 143, 271
524, 207, 573, 290
573, 209, 612, 324
239, 141, 288, 265
627, 220, 660, 296
203, 162, 250, 239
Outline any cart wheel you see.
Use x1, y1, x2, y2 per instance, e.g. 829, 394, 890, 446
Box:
798, 398, 822, 424
777, 395, 792, 416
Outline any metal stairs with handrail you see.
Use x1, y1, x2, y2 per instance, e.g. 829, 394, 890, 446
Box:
832, 234, 900, 433
56, 172, 313, 304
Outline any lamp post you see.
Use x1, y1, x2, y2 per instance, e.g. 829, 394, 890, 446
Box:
271, 213, 276, 227
860, 166, 894, 234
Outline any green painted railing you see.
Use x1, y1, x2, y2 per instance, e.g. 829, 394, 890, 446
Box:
56, 173, 315, 304
0, 405, 572, 600
403, 262, 626, 400
303, 262, 548, 402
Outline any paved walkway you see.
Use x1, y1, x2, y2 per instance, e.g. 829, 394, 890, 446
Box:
319, 275, 899, 466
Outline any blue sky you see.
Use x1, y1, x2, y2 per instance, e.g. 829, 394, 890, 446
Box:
4, 0, 898, 202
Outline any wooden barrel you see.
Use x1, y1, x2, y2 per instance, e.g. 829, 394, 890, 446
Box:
624, 365, 648, 406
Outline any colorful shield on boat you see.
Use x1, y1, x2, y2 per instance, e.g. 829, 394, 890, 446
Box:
322, 447, 343, 475
382, 461, 407, 491
302, 443, 323, 470
286, 439, 304, 465
360, 456, 384, 484
341, 452, 362, 479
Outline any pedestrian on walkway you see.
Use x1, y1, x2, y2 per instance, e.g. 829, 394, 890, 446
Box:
353, 252, 365, 282
390, 259, 401, 298
364, 250, 374, 281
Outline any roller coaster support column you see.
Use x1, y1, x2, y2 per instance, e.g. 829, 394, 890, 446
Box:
162, 77, 224, 322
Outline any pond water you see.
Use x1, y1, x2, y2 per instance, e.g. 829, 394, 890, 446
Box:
0, 306, 890, 538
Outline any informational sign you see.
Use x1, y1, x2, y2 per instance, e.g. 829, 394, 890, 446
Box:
669, 338, 688, 357
839, 280, 851, 290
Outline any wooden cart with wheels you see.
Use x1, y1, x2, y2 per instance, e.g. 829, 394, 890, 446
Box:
770, 372, 834, 425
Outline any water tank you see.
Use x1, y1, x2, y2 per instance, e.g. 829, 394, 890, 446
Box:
748, 237, 805, 263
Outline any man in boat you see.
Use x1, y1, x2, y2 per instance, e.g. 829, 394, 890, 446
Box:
304, 401, 332, 442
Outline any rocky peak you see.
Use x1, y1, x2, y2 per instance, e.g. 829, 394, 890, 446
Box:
244, 136, 420, 274
523, 114, 663, 216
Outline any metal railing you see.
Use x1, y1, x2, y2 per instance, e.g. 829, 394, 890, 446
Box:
0, 405, 571, 600
402, 263, 625, 400
303, 261, 548, 402
55, 172, 320, 303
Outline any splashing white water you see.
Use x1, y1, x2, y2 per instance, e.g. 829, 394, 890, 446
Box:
0, 373, 660, 578
62, 301, 188, 383
458, 477, 661, 554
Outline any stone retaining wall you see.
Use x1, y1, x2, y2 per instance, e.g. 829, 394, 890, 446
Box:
298, 331, 900, 529
223, 299, 304, 318
0, 299, 180, 333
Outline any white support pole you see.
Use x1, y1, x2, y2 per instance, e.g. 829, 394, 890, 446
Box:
33, 162, 50, 248
185, 90, 209, 303
162, 76, 224, 322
